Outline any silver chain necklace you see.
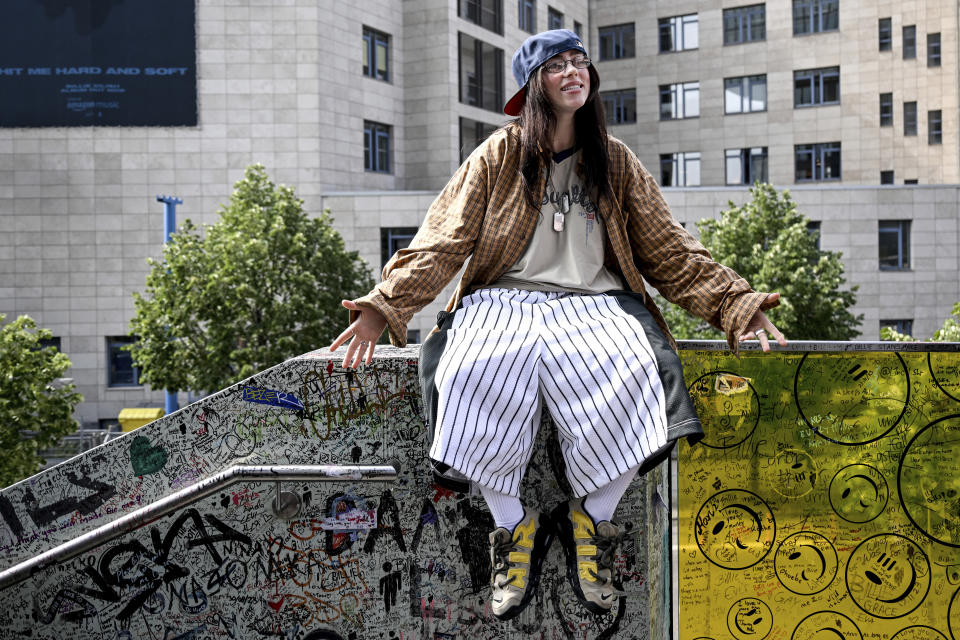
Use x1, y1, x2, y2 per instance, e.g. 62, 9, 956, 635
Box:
548, 166, 571, 232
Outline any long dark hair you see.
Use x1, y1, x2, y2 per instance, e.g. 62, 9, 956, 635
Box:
517, 64, 610, 208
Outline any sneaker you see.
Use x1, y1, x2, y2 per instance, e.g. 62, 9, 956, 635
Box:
488, 508, 554, 620
552, 498, 622, 615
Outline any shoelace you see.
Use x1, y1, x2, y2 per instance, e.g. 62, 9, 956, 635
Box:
492, 535, 520, 586
586, 530, 624, 585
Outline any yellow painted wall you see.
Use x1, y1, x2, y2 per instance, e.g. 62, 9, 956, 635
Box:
677, 348, 960, 640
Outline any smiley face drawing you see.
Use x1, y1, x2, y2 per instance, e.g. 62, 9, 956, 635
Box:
890, 626, 948, 640
829, 463, 889, 524
727, 598, 773, 640
792, 611, 863, 640
774, 531, 838, 595
688, 371, 760, 449
695, 489, 776, 570
846, 534, 931, 619
772, 448, 818, 499
794, 352, 909, 445
898, 415, 960, 548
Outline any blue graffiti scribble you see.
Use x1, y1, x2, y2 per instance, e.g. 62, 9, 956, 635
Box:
241, 386, 304, 411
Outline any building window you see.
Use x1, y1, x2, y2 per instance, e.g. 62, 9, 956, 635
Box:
458, 33, 504, 112
459, 0, 503, 35
794, 67, 840, 107
881, 319, 913, 337
878, 17, 892, 51
879, 92, 893, 126
903, 25, 916, 59
459, 117, 498, 162
36, 336, 62, 352
573, 20, 582, 36
660, 152, 701, 187
879, 220, 910, 269
795, 142, 841, 181
904, 101, 917, 136
793, 0, 838, 35
929, 109, 942, 144
659, 14, 698, 52
519, 0, 535, 33
381, 227, 419, 267
601, 89, 637, 125
880, 170, 894, 184
548, 6, 563, 29
928, 33, 941, 66
598, 23, 636, 60
725, 75, 767, 113
725, 147, 768, 185
107, 336, 140, 387
407, 329, 422, 344
364, 121, 391, 173
806, 220, 821, 250
362, 27, 390, 82
723, 5, 765, 45
904, 178, 919, 184
660, 82, 700, 120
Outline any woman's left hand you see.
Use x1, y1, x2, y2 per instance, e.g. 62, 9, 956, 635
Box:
739, 293, 788, 353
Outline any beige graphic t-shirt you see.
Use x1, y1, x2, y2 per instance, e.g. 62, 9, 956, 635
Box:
488, 150, 624, 294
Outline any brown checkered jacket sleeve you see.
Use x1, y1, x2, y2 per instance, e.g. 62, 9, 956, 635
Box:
609, 139, 773, 351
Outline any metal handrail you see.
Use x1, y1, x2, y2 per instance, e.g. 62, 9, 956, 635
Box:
0, 463, 399, 591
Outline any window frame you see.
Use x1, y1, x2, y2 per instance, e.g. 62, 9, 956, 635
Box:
659, 81, 700, 120
363, 120, 392, 173
601, 88, 637, 125
725, 147, 769, 185
725, 74, 767, 114
458, 32, 505, 112
929, 109, 942, 144
107, 336, 140, 387
878, 17, 892, 51
458, 0, 504, 35
880, 170, 895, 184
794, 66, 840, 108
904, 101, 917, 136
794, 142, 842, 181
903, 25, 917, 59
792, 0, 839, 36
598, 23, 636, 60
518, 0, 536, 33
459, 116, 498, 162
879, 92, 893, 126
928, 32, 942, 67
880, 319, 913, 336
660, 151, 701, 187
806, 220, 822, 251
381, 227, 419, 267
658, 14, 699, 53
723, 4, 766, 45
547, 6, 563, 30
878, 220, 911, 270
362, 26, 390, 82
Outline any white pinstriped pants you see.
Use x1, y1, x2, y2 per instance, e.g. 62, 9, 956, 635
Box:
427, 288, 669, 498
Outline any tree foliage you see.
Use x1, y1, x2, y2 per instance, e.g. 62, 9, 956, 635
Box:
129, 165, 374, 394
881, 302, 960, 342
662, 183, 862, 340
0, 314, 82, 487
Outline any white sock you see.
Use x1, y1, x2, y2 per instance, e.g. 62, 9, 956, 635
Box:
479, 484, 525, 531
583, 464, 641, 523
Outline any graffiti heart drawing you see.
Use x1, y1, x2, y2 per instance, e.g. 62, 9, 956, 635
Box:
129, 435, 169, 475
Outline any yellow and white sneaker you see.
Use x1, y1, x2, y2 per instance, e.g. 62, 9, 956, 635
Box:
488, 508, 554, 620
552, 497, 622, 615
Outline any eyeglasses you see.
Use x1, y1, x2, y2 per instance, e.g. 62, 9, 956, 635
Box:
541, 56, 591, 74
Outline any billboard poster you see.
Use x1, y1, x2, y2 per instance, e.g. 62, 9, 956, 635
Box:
0, 0, 197, 127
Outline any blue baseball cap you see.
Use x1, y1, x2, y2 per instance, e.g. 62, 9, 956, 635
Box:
504, 29, 588, 116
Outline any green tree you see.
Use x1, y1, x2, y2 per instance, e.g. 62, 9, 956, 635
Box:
0, 314, 83, 487
881, 302, 960, 342
662, 183, 862, 340
128, 165, 374, 394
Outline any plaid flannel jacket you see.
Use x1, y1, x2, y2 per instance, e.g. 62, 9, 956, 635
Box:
354, 124, 772, 352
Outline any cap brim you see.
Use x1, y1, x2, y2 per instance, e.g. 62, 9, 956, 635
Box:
503, 87, 526, 116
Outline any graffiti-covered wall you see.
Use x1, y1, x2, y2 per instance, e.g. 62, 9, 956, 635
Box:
677, 344, 960, 640
0, 347, 667, 639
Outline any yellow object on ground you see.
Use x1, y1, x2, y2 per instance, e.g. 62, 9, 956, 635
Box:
118, 408, 164, 432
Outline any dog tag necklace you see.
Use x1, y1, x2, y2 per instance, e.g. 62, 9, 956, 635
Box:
550, 170, 570, 232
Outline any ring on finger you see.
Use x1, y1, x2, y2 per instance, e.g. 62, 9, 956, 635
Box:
755, 328, 767, 337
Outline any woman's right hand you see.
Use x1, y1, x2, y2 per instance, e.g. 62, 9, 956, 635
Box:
328, 300, 388, 368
